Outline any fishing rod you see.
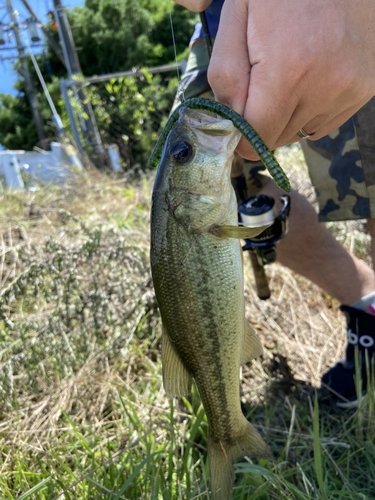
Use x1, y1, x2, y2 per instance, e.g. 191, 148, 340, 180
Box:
239, 195, 290, 300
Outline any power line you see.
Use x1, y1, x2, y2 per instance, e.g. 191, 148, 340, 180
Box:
5, 0, 46, 142
53, 0, 104, 165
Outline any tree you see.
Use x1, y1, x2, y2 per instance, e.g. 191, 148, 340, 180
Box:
83, 70, 178, 169
67, 0, 195, 74
0, 0, 197, 154
0, 93, 38, 150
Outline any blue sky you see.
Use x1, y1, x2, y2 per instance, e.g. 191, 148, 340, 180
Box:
0, 0, 84, 95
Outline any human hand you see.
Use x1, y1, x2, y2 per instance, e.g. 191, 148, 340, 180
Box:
208, 0, 375, 159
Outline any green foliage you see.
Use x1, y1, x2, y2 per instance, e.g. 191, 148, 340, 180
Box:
0, 178, 375, 498
0, 0, 196, 155
0, 89, 55, 150
0, 62, 64, 150
68, 0, 196, 74
0, 93, 37, 150
72, 0, 155, 75
80, 70, 178, 168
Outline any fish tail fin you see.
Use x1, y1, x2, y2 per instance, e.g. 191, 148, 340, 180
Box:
208, 440, 234, 500
209, 421, 270, 500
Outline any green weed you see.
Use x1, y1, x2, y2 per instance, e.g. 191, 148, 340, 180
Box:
0, 167, 374, 499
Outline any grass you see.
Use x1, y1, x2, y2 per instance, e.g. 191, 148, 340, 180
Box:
0, 149, 374, 499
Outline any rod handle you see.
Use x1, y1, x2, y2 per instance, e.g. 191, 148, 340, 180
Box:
248, 249, 271, 300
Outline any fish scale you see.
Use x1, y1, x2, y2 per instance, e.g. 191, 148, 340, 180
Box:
160, 229, 243, 418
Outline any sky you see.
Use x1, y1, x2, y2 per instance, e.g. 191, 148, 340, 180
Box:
0, 0, 84, 95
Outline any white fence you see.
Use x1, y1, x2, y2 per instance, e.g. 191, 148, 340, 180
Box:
0, 142, 83, 189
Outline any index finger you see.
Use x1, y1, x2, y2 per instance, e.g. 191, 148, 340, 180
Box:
208, 0, 250, 115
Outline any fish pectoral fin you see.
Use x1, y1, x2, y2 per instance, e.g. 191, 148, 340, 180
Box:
241, 320, 263, 365
212, 224, 270, 239
162, 329, 192, 397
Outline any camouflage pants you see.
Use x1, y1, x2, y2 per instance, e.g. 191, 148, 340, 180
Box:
175, 41, 375, 221
301, 98, 375, 221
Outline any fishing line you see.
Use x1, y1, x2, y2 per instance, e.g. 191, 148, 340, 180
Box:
168, 0, 185, 102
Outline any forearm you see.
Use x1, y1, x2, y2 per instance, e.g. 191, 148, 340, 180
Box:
172, 0, 212, 13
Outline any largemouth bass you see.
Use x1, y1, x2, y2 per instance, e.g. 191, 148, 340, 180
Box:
150, 107, 270, 500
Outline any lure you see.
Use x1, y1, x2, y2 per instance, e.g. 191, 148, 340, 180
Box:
149, 97, 290, 193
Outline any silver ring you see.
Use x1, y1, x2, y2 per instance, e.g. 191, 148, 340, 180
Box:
297, 128, 314, 139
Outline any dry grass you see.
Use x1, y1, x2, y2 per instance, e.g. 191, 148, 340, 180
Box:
0, 146, 374, 498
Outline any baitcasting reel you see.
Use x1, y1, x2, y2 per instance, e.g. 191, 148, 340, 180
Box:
239, 194, 291, 299
239, 194, 291, 265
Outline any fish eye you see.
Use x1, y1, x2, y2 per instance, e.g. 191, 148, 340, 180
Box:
170, 141, 194, 164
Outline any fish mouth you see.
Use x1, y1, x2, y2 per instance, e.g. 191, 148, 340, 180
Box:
180, 107, 242, 139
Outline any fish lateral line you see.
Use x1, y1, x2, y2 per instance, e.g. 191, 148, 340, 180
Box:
149, 97, 291, 193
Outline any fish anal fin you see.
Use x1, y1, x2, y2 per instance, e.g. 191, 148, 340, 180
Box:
162, 328, 192, 397
241, 320, 263, 365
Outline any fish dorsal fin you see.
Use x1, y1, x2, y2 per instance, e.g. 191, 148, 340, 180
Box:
162, 328, 192, 397
241, 320, 263, 365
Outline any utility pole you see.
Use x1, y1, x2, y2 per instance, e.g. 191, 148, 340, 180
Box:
6, 0, 46, 142
18, 0, 66, 67
52, 0, 105, 165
